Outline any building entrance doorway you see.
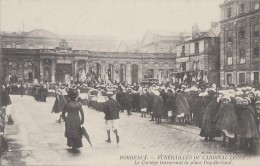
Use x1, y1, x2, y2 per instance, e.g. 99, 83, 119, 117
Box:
56, 64, 72, 84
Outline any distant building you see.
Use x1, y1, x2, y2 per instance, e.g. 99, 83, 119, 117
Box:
175, 23, 221, 85
117, 30, 189, 54
1, 29, 175, 84
219, 0, 260, 86
1, 29, 117, 52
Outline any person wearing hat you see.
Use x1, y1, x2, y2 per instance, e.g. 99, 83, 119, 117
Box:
237, 97, 259, 152
246, 91, 256, 108
152, 90, 164, 124
165, 88, 176, 124
215, 95, 239, 149
62, 88, 84, 151
52, 87, 68, 123
200, 91, 221, 141
140, 89, 148, 117
103, 91, 121, 144
159, 86, 168, 120
175, 90, 190, 124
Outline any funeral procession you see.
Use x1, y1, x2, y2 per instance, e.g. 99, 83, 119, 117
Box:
0, 0, 260, 166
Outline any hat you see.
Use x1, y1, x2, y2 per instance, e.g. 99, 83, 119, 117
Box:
221, 95, 231, 102
198, 91, 208, 97
153, 90, 160, 96
190, 86, 198, 92
235, 96, 244, 101
106, 91, 114, 97
246, 91, 256, 97
256, 100, 260, 105
68, 88, 78, 100
246, 86, 252, 91
243, 97, 251, 104
235, 90, 244, 97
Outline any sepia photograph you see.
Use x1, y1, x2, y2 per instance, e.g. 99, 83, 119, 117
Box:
0, 0, 260, 165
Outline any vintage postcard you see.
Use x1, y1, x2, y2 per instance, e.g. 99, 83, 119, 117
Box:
0, 0, 260, 166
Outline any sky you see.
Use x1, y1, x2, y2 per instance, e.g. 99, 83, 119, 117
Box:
1, 0, 223, 40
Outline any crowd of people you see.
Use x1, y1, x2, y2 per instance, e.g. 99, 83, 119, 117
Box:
1, 81, 260, 153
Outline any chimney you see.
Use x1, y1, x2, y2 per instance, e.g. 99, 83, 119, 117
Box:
211, 22, 218, 28
192, 23, 199, 39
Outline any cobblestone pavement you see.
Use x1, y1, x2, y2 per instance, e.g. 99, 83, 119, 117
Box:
0, 95, 260, 166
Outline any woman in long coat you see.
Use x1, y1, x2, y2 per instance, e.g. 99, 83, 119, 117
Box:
140, 89, 148, 117
175, 91, 190, 123
62, 89, 84, 151
152, 90, 164, 124
215, 96, 239, 148
200, 93, 221, 141
165, 89, 176, 123
238, 98, 259, 152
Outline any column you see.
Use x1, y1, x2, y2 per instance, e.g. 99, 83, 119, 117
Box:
101, 61, 106, 77
155, 62, 159, 79
73, 60, 78, 82
86, 60, 90, 74
126, 62, 131, 84
40, 60, 44, 84
75, 60, 78, 73
233, 71, 237, 87
51, 59, 56, 83
138, 62, 143, 83
246, 70, 251, 84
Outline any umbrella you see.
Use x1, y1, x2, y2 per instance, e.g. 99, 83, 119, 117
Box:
81, 126, 92, 147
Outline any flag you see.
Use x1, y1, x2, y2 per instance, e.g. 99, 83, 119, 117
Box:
81, 69, 87, 82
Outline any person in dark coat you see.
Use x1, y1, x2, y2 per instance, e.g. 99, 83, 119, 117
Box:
140, 89, 148, 117
62, 88, 84, 151
175, 91, 190, 123
1, 85, 12, 107
200, 92, 221, 141
160, 88, 168, 119
184, 91, 193, 122
152, 90, 164, 124
40, 85, 48, 102
103, 91, 122, 144
1, 85, 14, 125
131, 90, 140, 112
19, 84, 25, 97
147, 89, 155, 121
215, 96, 239, 148
116, 87, 125, 111
238, 97, 259, 152
124, 89, 133, 115
196, 95, 206, 128
165, 89, 176, 123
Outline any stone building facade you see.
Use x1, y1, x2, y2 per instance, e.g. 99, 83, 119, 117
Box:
1, 31, 175, 85
220, 0, 260, 86
175, 24, 221, 85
